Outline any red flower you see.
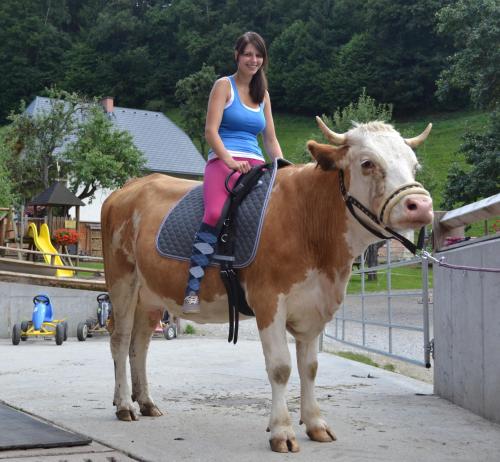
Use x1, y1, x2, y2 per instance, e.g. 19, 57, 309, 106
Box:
53, 228, 79, 245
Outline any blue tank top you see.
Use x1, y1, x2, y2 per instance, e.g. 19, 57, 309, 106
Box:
207, 75, 266, 161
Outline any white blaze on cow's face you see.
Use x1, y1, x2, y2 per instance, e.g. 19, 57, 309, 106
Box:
310, 119, 434, 233
345, 124, 432, 231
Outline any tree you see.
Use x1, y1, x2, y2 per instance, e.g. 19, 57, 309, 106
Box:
5, 88, 83, 200
436, 0, 500, 109
437, 0, 500, 210
355, 0, 452, 114
441, 109, 500, 209
62, 104, 146, 201
268, 20, 327, 113
175, 64, 217, 158
0, 0, 71, 122
4, 88, 145, 204
0, 138, 16, 207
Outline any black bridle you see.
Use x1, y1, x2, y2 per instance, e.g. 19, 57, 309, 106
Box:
338, 169, 428, 255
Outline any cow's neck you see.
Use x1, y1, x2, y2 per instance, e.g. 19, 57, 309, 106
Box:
278, 164, 383, 267
343, 213, 386, 258
280, 165, 355, 276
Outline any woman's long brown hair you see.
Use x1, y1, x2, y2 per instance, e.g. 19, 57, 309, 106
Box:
234, 31, 268, 104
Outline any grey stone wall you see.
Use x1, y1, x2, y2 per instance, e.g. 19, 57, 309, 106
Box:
0, 281, 103, 338
433, 237, 500, 424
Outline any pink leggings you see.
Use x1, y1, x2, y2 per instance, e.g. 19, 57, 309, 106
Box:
203, 157, 265, 227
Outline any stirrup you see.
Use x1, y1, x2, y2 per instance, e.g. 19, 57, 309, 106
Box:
182, 293, 200, 314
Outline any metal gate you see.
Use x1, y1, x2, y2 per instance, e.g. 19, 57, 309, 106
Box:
322, 239, 432, 367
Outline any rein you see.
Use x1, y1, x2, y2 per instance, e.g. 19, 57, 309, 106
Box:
338, 169, 427, 255
338, 170, 500, 273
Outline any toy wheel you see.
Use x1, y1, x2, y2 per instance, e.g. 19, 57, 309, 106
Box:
62, 321, 68, 341
77, 322, 88, 341
12, 324, 21, 345
55, 323, 65, 345
20, 320, 29, 332
163, 325, 176, 340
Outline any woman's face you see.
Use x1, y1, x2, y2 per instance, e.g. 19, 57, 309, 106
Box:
236, 43, 264, 77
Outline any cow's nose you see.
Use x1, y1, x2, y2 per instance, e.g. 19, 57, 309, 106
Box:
404, 195, 433, 223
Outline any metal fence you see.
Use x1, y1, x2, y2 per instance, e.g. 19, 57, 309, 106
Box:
322, 240, 432, 367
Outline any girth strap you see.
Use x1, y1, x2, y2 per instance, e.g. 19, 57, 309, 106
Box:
215, 164, 268, 344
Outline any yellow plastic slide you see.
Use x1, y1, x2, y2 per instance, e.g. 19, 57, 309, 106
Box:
28, 223, 75, 277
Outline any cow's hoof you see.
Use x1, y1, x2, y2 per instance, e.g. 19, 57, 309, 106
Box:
116, 409, 138, 421
269, 437, 300, 453
307, 426, 336, 442
140, 404, 163, 417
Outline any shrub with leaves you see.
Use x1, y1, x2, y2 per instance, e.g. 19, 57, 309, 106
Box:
327, 88, 393, 133
442, 108, 500, 209
299, 88, 393, 162
175, 64, 217, 158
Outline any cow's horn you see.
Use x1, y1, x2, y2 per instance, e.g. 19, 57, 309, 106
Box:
405, 123, 432, 148
316, 116, 347, 145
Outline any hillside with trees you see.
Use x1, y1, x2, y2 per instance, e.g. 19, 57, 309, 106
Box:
0, 0, 471, 121
0, 0, 498, 210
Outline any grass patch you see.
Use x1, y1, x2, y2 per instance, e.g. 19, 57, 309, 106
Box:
335, 351, 395, 372
396, 110, 488, 206
183, 323, 196, 335
74, 261, 104, 278
273, 112, 317, 163
347, 264, 432, 294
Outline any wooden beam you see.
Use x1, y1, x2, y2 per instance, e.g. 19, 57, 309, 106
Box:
0, 269, 106, 291
0, 256, 104, 275
0, 245, 103, 262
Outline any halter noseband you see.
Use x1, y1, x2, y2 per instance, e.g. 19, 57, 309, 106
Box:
338, 170, 428, 254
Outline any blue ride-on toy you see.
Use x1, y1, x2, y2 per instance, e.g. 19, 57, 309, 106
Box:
12, 294, 68, 346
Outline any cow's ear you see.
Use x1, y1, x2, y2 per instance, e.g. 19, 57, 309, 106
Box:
307, 141, 347, 171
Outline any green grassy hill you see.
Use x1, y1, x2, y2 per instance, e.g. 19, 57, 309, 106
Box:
272, 109, 488, 207
166, 108, 488, 208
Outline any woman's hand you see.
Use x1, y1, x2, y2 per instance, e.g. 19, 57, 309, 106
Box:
226, 159, 251, 174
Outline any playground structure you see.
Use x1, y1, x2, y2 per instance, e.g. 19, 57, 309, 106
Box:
0, 184, 104, 289
28, 223, 74, 277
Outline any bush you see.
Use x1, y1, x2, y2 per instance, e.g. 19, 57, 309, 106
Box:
299, 88, 393, 162
441, 108, 500, 209
326, 88, 393, 133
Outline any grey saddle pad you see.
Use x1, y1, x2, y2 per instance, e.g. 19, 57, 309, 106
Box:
156, 159, 287, 268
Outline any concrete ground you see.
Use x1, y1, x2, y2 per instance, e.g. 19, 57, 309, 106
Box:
0, 336, 499, 462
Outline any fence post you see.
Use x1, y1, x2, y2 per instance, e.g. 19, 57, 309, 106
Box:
422, 250, 431, 368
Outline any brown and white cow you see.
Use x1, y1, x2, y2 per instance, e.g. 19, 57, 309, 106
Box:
101, 118, 433, 453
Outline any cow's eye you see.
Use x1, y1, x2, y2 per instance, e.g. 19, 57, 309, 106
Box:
361, 160, 375, 170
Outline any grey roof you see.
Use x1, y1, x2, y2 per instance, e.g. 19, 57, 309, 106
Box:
29, 181, 85, 207
26, 97, 206, 177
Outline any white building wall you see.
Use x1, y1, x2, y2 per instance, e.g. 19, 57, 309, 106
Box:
76, 188, 114, 222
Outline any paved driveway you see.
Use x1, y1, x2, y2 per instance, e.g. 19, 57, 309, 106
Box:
0, 337, 499, 462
